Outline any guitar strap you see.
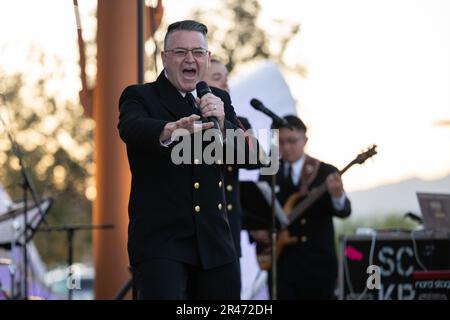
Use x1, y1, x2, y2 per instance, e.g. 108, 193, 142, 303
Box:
298, 154, 320, 197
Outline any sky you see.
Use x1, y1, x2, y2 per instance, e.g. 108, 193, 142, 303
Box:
0, 0, 449, 192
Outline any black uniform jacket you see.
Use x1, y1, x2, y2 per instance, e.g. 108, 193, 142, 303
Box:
118, 71, 262, 269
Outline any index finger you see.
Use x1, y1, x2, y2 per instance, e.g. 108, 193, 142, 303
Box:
183, 114, 200, 123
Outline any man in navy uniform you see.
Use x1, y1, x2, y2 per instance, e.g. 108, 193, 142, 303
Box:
256, 115, 351, 300
118, 20, 262, 299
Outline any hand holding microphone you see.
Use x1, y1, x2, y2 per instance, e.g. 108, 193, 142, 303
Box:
196, 81, 224, 131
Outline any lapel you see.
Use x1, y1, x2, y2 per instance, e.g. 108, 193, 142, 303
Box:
154, 70, 196, 120
276, 159, 285, 185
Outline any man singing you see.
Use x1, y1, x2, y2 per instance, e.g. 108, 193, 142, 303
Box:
117, 20, 263, 299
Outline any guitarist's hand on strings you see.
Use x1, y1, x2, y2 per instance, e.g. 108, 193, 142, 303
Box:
326, 172, 344, 198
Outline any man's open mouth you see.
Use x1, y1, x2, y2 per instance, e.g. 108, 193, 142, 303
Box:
182, 68, 197, 78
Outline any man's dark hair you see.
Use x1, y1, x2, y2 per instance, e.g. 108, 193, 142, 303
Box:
271, 114, 307, 133
164, 20, 208, 49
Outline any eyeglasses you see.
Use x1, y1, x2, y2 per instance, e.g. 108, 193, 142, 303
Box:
164, 47, 209, 58
279, 137, 303, 146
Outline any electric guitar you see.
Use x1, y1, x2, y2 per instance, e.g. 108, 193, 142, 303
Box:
256, 145, 378, 270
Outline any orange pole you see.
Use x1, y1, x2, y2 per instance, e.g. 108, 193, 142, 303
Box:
93, 0, 136, 299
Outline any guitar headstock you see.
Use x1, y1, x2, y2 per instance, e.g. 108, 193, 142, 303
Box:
353, 145, 378, 165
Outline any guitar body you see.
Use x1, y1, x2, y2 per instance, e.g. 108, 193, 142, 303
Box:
256, 234, 289, 271
255, 192, 306, 270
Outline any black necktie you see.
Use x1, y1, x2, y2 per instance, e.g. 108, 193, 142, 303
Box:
185, 92, 200, 115
286, 164, 294, 189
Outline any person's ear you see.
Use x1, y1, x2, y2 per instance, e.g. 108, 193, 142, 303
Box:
206, 52, 211, 68
161, 51, 167, 69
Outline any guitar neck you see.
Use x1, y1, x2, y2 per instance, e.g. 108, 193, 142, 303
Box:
287, 164, 353, 225
287, 183, 327, 224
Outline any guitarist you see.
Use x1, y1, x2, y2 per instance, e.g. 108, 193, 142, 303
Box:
254, 115, 351, 300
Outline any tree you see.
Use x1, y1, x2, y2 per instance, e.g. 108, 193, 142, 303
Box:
0, 52, 94, 267
146, 0, 304, 77
193, 0, 301, 74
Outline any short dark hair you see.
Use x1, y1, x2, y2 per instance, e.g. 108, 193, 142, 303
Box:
271, 114, 307, 133
164, 20, 208, 49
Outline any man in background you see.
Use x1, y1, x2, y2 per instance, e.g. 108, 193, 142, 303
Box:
203, 58, 254, 293
257, 115, 351, 299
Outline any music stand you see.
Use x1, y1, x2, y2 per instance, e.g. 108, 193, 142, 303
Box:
37, 224, 114, 300
240, 181, 288, 231
0, 199, 53, 246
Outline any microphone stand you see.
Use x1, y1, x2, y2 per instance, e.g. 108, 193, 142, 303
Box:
0, 116, 48, 300
270, 173, 277, 300
269, 127, 281, 301
37, 224, 114, 300
114, 273, 134, 300
248, 100, 286, 299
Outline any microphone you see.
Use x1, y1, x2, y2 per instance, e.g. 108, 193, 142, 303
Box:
404, 211, 423, 224
250, 98, 289, 127
196, 81, 220, 130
